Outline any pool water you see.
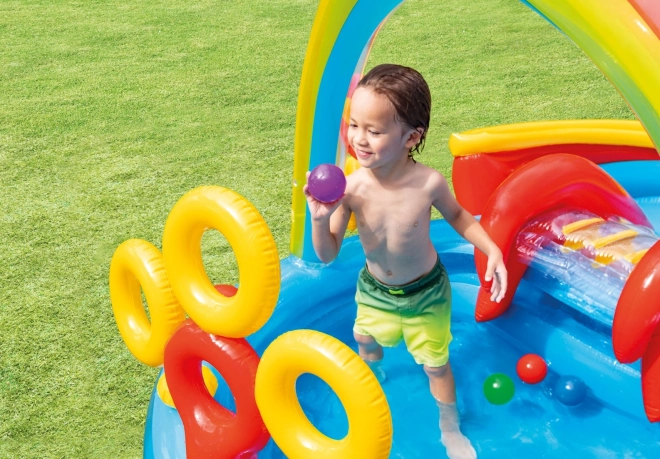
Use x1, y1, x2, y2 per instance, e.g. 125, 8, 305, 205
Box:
256, 268, 660, 458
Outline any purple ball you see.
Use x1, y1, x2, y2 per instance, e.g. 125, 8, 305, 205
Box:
308, 164, 347, 203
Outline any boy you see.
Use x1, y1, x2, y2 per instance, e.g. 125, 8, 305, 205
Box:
304, 64, 507, 459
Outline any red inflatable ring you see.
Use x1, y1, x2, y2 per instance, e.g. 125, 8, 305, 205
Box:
163, 320, 269, 458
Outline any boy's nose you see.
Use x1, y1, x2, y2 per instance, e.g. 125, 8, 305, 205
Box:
353, 129, 368, 146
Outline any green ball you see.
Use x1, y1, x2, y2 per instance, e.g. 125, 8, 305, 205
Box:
483, 373, 515, 405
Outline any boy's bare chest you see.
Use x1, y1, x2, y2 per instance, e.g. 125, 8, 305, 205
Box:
353, 191, 432, 237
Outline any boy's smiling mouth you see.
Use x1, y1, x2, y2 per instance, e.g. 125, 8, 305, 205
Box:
355, 149, 372, 158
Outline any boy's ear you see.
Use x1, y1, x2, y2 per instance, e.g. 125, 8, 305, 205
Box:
405, 128, 424, 148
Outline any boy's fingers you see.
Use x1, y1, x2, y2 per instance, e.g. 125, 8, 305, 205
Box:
499, 276, 507, 300
490, 285, 499, 302
329, 194, 345, 206
490, 275, 499, 300
494, 271, 506, 302
490, 278, 497, 294
491, 284, 500, 302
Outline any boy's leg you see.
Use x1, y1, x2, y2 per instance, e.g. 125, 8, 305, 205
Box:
354, 297, 403, 384
424, 361, 456, 403
424, 363, 476, 459
354, 331, 383, 360
354, 331, 386, 382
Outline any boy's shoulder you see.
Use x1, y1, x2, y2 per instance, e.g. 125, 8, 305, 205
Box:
346, 162, 448, 188
411, 161, 442, 177
409, 162, 448, 189
345, 166, 367, 188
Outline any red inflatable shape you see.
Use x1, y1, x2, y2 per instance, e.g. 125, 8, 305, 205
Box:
339, 73, 362, 159
516, 354, 547, 384
452, 144, 658, 215
474, 154, 652, 322
214, 284, 238, 297
163, 320, 269, 458
629, 0, 660, 41
613, 240, 660, 422
340, 116, 357, 159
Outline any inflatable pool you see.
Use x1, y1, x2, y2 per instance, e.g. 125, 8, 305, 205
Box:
109, 0, 660, 457
138, 156, 660, 459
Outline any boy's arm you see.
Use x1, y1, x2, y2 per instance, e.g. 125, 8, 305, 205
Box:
303, 181, 352, 263
430, 171, 507, 302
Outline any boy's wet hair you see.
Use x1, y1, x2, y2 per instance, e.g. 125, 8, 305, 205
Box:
357, 63, 431, 158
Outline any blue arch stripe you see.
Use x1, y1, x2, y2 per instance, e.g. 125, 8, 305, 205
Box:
302, 0, 404, 262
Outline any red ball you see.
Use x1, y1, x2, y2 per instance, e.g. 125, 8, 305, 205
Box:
516, 354, 547, 384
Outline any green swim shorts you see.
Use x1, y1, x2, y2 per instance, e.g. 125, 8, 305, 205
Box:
353, 256, 453, 367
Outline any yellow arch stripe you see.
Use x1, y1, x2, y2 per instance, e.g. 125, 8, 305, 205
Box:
291, 0, 358, 257
449, 120, 655, 157
531, 0, 660, 147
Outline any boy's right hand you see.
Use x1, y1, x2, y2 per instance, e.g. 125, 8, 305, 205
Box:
303, 171, 344, 222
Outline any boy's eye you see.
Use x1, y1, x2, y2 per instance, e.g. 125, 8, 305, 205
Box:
349, 123, 357, 128
369, 130, 380, 135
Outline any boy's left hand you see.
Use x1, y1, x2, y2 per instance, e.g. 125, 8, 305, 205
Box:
485, 251, 507, 303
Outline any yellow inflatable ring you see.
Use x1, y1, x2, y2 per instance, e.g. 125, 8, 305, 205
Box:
162, 186, 280, 337
255, 330, 392, 459
109, 239, 186, 367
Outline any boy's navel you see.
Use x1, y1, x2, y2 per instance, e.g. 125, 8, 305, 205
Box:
413, 221, 418, 227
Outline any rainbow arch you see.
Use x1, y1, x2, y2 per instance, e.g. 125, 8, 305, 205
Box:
291, 0, 403, 260
290, 0, 660, 262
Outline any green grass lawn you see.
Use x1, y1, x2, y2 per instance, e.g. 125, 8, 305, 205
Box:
0, 0, 633, 457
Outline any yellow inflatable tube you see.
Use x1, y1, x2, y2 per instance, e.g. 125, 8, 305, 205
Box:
162, 186, 280, 338
255, 330, 392, 459
449, 120, 654, 157
109, 239, 185, 367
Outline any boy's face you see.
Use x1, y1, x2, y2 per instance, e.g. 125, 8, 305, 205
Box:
348, 87, 420, 169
